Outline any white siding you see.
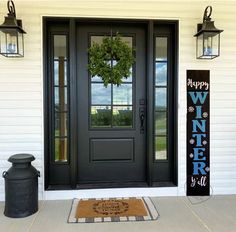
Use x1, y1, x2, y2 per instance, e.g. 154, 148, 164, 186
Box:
0, 0, 236, 200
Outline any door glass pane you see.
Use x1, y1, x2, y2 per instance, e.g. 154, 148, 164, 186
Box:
54, 87, 68, 111
54, 138, 68, 162
156, 63, 167, 86
54, 35, 67, 59
91, 75, 102, 82
54, 60, 68, 85
156, 37, 167, 61
155, 88, 167, 109
90, 35, 133, 128
91, 106, 112, 127
155, 136, 167, 160
53, 34, 68, 162
113, 84, 132, 105
113, 106, 133, 127
55, 113, 68, 137
122, 67, 133, 82
91, 36, 104, 45
91, 83, 111, 105
91, 36, 132, 47
155, 111, 167, 135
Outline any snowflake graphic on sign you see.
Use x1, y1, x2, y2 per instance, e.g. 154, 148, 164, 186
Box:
189, 139, 195, 144
203, 112, 208, 118
188, 106, 194, 112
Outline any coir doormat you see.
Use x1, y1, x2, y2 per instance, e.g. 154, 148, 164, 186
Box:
68, 197, 159, 223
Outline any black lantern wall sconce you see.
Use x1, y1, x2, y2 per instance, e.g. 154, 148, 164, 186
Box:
0, 0, 26, 57
194, 6, 223, 59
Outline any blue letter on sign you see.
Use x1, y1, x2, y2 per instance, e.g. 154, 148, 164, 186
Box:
189, 92, 208, 104
192, 120, 206, 133
193, 162, 207, 175
193, 148, 206, 161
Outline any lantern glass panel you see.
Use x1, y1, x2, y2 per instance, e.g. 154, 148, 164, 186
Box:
6, 29, 17, 55
0, 28, 24, 57
211, 33, 220, 56
203, 33, 213, 56
17, 31, 24, 56
0, 30, 7, 54
204, 32, 219, 58
196, 34, 204, 58
197, 32, 220, 59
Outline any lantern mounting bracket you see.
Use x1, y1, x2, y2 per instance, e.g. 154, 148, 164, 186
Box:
203, 6, 212, 22
7, 0, 16, 18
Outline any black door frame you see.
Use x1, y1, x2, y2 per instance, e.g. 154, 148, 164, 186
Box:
43, 17, 178, 190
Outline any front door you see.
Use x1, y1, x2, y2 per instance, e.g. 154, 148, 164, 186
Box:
44, 18, 178, 189
77, 23, 147, 185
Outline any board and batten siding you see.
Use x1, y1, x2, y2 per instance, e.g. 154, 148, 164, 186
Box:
0, 0, 236, 200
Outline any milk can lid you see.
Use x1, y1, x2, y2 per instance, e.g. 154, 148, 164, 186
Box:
8, 153, 35, 163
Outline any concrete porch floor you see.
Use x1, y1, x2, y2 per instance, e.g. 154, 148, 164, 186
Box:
0, 195, 236, 232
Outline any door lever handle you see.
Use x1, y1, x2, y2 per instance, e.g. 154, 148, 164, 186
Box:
139, 108, 145, 134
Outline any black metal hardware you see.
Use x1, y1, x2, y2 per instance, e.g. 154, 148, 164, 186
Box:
2, 171, 7, 178
203, 6, 212, 22
139, 107, 145, 134
7, 0, 16, 17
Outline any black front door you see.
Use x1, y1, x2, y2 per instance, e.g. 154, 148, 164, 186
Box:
44, 18, 178, 189
76, 23, 147, 185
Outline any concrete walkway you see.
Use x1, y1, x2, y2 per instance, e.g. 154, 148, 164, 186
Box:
0, 195, 236, 232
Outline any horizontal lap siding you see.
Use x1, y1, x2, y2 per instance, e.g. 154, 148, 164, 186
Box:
0, 0, 236, 200
0, 1, 43, 200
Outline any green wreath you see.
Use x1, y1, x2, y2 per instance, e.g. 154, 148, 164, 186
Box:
88, 34, 135, 87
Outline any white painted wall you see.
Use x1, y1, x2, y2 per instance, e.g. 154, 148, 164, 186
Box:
0, 0, 236, 201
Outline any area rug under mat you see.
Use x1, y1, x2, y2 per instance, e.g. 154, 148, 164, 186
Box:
68, 197, 159, 223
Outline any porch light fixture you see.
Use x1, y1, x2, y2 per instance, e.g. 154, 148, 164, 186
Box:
0, 0, 26, 57
194, 6, 223, 59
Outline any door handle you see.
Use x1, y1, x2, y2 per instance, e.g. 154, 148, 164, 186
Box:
139, 108, 145, 134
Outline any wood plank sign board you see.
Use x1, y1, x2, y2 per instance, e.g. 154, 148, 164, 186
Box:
187, 70, 210, 196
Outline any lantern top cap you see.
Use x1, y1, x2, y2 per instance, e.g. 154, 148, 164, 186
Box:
194, 6, 223, 37
0, 0, 26, 34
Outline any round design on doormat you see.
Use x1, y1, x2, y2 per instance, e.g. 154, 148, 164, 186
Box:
88, 34, 135, 87
92, 200, 129, 216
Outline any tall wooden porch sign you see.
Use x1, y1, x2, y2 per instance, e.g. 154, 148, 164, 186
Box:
187, 70, 210, 196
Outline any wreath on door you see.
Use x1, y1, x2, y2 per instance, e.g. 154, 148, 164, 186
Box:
88, 34, 135, 87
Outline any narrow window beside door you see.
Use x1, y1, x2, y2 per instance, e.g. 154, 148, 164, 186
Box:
155, 37, 168, 160
53, 35, 69, 162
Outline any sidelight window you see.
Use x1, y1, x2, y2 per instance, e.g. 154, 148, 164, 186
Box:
155, 37, 168, 160
53, 35, 69, 162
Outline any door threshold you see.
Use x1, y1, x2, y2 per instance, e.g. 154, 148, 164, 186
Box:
47, 181, 149, 190
77, 181, 149, 189
47, 181, 177, 191
44, 186, 179, 200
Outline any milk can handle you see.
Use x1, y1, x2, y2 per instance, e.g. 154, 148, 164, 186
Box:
2, 171, 7, 178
